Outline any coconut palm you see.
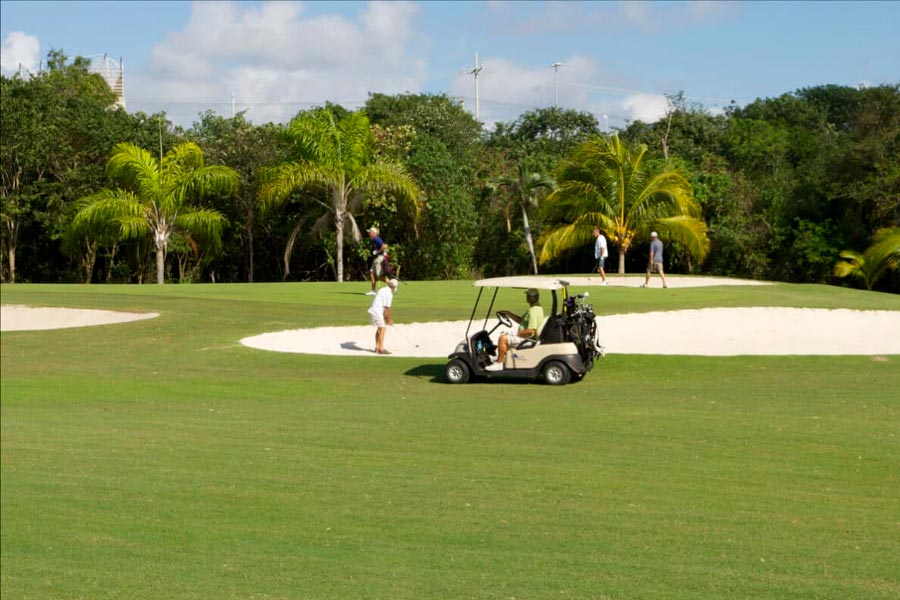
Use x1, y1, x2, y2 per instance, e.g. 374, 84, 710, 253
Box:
488, 162, 555, 274
834, 227, 900, 290
72, 142, 237, 284
258, 108, 419, 282
539, 134, 709, 273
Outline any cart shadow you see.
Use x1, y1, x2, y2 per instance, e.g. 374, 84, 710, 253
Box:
403, 364, 444, 382
403, 364, 539, 385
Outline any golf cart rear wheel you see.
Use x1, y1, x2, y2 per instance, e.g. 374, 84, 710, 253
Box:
541, 361, 571, 385
445, 359, 470, 384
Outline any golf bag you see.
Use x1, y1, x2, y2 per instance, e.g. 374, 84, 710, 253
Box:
382, 251, 396, 278
563, 293, 603, 368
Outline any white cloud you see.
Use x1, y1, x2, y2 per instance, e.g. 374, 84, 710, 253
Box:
0, 31, 40, 76
620, 0, 653, 28
622, 93, 670, 124
131, 0, 425, 125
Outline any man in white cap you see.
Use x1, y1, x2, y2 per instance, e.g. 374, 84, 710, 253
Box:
368, 274, 399, 354
641, 231, 668, 288
366, 227, 387, 295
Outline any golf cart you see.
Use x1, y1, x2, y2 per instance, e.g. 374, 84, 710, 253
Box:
445, 276, 603, 385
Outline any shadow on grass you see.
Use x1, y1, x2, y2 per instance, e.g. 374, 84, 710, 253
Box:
404, 363, 444, 382
403, 363, 549, 386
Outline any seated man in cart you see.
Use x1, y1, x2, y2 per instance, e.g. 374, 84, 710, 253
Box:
485, 288, 544, 371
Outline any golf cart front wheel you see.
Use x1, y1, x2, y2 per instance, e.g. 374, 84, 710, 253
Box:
541, 361, 571, 386
445, 359, 470, 384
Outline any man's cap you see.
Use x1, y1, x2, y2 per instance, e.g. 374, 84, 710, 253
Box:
367, 227, 379, 234
525, 288, 539, 299
651, 231, 658, 237
387, 277, 399, 290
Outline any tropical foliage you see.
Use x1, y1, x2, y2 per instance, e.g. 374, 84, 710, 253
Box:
486, 163, 555, 274
72, 142, 238, 284
834, 227, 900, 290
539, 135, 709, 273
258, 108, 419, 282
2, 50, 898, 293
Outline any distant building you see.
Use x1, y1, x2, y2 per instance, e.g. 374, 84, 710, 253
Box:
88, 54, 125, 109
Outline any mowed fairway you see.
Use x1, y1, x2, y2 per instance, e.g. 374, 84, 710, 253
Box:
2, 280, 899, 599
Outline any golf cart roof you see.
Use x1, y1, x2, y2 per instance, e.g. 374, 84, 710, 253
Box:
474, 276, 569, 291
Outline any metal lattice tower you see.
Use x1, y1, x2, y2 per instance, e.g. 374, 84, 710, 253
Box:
88, 54, 126, 109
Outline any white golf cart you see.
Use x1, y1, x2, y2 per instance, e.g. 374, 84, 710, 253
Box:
444, 276, 603, 385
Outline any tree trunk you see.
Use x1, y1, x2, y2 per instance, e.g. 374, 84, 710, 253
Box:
282, 220, 304, 281
104, 243, 119, 282
247, 226, 255, 283
156, 246, 165, 284
7, 245, 16, 283
521, 204, 538, 274
154, 228, 170, 284
335, 210, 345, 282
618, 249, 626, 274
82, 239, 97, 283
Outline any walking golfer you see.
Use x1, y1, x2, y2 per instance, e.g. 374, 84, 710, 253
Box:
592, 228, 609, 284
641, 231, 668, 288
368, 274, 399, 354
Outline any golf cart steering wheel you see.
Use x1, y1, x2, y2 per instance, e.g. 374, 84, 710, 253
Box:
496, 311, 514, 328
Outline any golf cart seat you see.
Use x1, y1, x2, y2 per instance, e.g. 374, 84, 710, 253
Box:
516, 316, 550, 350
538, 314, 567, 344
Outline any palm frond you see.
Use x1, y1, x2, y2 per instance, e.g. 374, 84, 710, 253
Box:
174, 208, 227, 249
257, 162, 340, 214
107, 142, 160, 200
834, 229, 900, 289
164, 142, 206, 171
72, 189, 149, 240
537, 216, 597, 264
654, 215, 711, 262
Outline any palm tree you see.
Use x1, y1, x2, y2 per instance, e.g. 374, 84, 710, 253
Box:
834, 227, 900, 290
539, 134, 709, 273
488, 162, 555, 274
258, 108, 419, 282
72, 142, 238, 284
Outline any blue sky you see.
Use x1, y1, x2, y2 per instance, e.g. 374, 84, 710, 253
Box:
2, 1, 898, 129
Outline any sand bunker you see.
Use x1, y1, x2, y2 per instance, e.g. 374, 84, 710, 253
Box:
0, 305, 159, 332
240, 307, 900, 357
551, 275, 771, 288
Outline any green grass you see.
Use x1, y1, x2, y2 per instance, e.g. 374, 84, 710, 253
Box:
2, 279, 899, 599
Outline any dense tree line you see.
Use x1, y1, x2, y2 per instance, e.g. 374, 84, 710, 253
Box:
2, 52, 897, 291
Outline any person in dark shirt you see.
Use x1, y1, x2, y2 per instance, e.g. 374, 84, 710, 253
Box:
366, 227, 387, 295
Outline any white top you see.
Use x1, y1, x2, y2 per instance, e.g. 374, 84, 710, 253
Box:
368, 286, 394, 315
474, 276, 568, 290
594, 234, 608, 259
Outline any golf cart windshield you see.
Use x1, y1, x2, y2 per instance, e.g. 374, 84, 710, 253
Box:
466, 277, 570, 339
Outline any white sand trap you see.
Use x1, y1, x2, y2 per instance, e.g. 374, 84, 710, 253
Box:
240, 308, 900, 357
0, 305, 159, 332
561, 275, 771, 288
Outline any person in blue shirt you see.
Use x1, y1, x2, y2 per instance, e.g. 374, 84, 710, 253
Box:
366, 227, 387, 295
